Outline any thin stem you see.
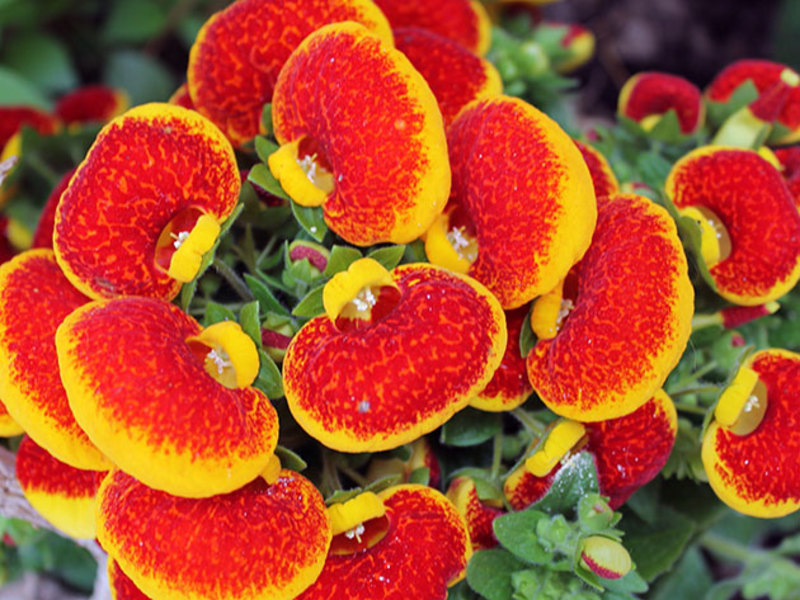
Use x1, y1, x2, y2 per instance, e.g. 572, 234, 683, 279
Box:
256, 237, 279, 269
212, 258, 254, 302
700, 532, 765, 564
670, 385, 722, 398
337, 464, 369, 487
669, 360, 719, 392
490, 432, 504, 480
674, 402, 708, 415
692, 313, 722, 331
24, 154, 60, 187
320, 449, 343, 498
510, 407, 546, 436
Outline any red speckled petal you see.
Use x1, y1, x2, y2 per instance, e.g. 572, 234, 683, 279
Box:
775, 146, 800, 209
53, 103, 240, 300
574, 140, 619, 199
284, 263, 506, 452
0, 404, 22, 437
168, 84, 195, 110
527, 194, 693, 421
505, 392, 676, 510
298, 484, 470, 600
471, 307, 532, 411
98, 469, 331, 600
0, 107, 57, 149
618, 72, 703, 134
373, 0, 490, 55
394, 27, 501, 127
0, 249, 106, 470
109, 559, 151, 600
16, 436, 106, 539
188, 0, 392, 147
56, 297, 278, 498
702, 350, 800, 518
706, 59, 800, 133
55, 86, 129, 125
447, 477, 503, 551
32, 168, 75, 249
271, 22, 450, 246
446, 96, 596, 309
666, 146, 800, 305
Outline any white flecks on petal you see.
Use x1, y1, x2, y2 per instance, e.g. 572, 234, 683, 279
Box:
358, 400, 371, 413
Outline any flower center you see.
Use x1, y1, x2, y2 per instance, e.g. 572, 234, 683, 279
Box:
268, 136, 335, 207
424, 205, 478, 274
525, 420, 588, 477
186, 321, 259, 389
328, 491, 391, 556
714, 365, 768, 436
680, 205, 731, 268
323, 258, 401, 332
155, 207, 220, 282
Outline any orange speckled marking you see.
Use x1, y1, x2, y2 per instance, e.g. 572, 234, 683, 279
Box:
574, 140, 619, 198
394, 27, 501, 127
56, 297, 278, 498
618, 72, 704, 134
271, 22, 450, 246
447, 477, 503, 551
98, 469, 331, 600
284, 263, 506, 452
0, 250, 107, 470
55, 85, 129, 125
445, 96, 596, 309
298, 485, 470, 600
188, 0, 392, 147
374, 0, 491, 55
33, 168, 75, 249
16, 436, 106, 539
505, 392, 676, 510
666, 146, 800, 305
471, 307, 532, 411
109, 559, 151, 600
527, 194, 693, 422
53, 103, 239, 301
703, 350, 800, 518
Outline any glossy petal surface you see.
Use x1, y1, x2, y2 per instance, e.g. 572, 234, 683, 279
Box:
56, 297, 278, 497
188, 0, 392, 146
54, 103, 239, 300
284, 263, 506, 452
98, 469, 330, 600
527, 194, 693, 421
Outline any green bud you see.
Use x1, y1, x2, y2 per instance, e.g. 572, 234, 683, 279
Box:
579, 536, 632, 580
577, 494, 615, 531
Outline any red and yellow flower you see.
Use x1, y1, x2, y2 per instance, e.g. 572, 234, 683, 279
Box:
574, 140, 619, 199
618, 72, 704, 135
446, 476, 504, 551
54, 85, 129, 126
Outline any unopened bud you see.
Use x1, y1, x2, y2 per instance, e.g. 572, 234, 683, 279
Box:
580, 536, 632, 580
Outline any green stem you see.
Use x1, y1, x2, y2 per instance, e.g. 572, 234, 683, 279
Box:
337, 464, 369, 487
24, 154, 60, 187
669, 360, 719, 393
673, 402, 707, 415
490, 432, 504, 480
670, 385, 722, 398
700, 532, 765, 564
691, 313, 722, 331
320, 449, 342, 498
511, 408, 546, 436
213, 258, 254, 302
256, 237, 279, 269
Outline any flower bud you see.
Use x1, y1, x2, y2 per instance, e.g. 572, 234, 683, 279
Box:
580, 536, 632, 580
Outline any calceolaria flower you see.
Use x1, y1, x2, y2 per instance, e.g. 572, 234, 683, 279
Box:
574, 139, 619, 199
774, 145, 800, 206
54, 103, 241, 300
187, 0, 392, 147
56, 296, 279, 498
446, 476, 505, 551
283, 258, 506, 452
527, 194, 693, 421
702, 349, 800, 518
54, 85, 129, 127
297, 485, 471, 599
666, 146, 800, 305
425, 95, 597, 309
618, 72, 704, 136
269, 22, 450, 246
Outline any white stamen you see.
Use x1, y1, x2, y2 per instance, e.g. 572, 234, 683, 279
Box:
743, 394, 760, 413
447, 226, 470, 251
171, 230, 190, 249
351, 288, 378, 313
557, 299, 575, 328
207, 349, 232, 375
344, 522, 365, 542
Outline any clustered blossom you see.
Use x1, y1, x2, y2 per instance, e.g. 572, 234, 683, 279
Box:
2, 0, 800, 598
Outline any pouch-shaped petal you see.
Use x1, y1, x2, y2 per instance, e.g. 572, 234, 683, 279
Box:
188, 0, 392, 147
373, 0, 490, 55
32, 168, 75, 249
98, 469, 331, 600
446, 476, 504, 551
269, 22, 450, 246
426, 96, 596, 309
283, 261, 506, 452
53, 103, 240, 300
666, 146, 800, 305
16, 435, 106, 539
394, 27, 501, 127
775, 146, 800, 208
618, 72, 704, 134
0, 250, 107, 469
0, 107, 57, 150
702, 349, 800, 518
505, 391, 677, 510
56, 297, 278, 497
526, 194, 693, 421
109, 559, 151, 600
54, 85, 129, 125
575, 140, 619, 199
298, 485, 470, 600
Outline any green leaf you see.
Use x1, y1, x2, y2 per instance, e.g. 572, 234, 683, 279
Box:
440, 408, 502, 447
2, 33, 76, 94
404, 466, 428, 485
705, 80, 759, 127
636, 152, 673, 192
274, 445, 307, 472
239, 301, 262, 349
243, 273, 289, 316
204, 301, 236, 326
291, 200, 328, 242
624, 479, 661, 524
367, 245, 406, 271
646, 109, 684, 143
324, 245, 363, 276
493, 509, 552, 564
530, 451, 599, 515
261, 103, 274, 137
292, 285, 325, 318
519, 307, 536, 358
247, 163, 290, 201
467, 549, 529, 600
601, 570, 649, 595
650, 545, 713, 600
104, 50, 174, 105
255, 135, 279, 164
325, 474, 401, 505
0, 64, 50, 106
255, 349, 284, 399
620, 505, 695, 582
402, 239, 428, 264
102, 0, 167, 44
